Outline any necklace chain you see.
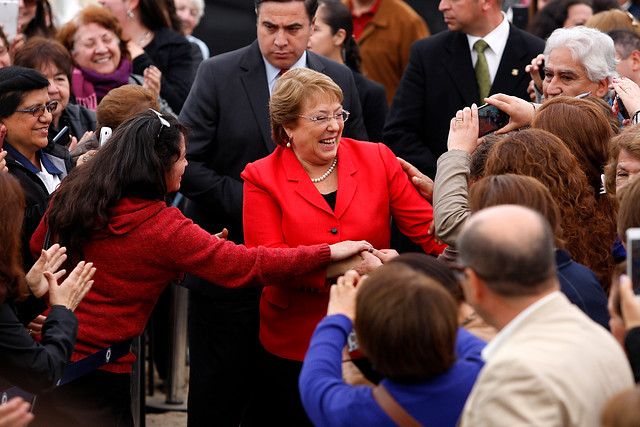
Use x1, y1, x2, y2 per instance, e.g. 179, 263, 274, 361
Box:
311, 156, 338, 183
138, 31, 152, 46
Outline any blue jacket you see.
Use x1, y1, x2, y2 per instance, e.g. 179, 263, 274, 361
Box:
556, 249, 610, 329
299, 315, 485, 427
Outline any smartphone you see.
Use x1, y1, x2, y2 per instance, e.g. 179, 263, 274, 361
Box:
478, 103, 510, 137
616, 94, 630, 120
0, 124, 5, 150
538, 60, 545, 81
626, 227, 640, 294
0, 0, 18, 40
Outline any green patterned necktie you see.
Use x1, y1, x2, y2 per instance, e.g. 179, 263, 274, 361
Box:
474, 39, 491, 101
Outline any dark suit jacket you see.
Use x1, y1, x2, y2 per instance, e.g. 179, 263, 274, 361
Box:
178, 40, 367, 295
384, 25, 545, 178
353, 71, 388, 143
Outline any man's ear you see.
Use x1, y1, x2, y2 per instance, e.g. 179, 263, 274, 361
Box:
594, 77, 610, 98
630, 50, 640, 72
466, 268, 486, 305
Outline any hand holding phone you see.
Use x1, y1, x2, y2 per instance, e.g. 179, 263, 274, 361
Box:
477, 103, 509, 137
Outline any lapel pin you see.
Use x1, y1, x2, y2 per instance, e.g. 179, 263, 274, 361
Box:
511, 69, 519, 76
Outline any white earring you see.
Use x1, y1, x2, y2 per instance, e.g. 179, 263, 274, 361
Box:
286, 142, 291, 147
127, 9, 135, 19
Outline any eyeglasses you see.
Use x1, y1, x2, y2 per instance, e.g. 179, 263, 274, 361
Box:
149, 108, 170, 138
15, 101, 58, 117
298, 110, 350, 125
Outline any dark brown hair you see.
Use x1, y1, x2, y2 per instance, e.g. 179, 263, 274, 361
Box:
13, 37, 74, 83
388, 252, 465, 304
57, 6, 131, 63
469, 174, 565, 249
0, 173, 27, 305
485, 128, 616, 290
355, 263, 458, 383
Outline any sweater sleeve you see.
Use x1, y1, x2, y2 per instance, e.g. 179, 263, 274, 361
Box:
381, 143, 445, 255
433, 150, 472, 246
165, 208, 331, 289
299, 315, 378, 427
0, 302, 77, 393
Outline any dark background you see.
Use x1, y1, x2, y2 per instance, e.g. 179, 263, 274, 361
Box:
192, 0, 446, 57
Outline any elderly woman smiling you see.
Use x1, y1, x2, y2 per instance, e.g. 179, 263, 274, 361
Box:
57, 6, 163, 112
241, 67, 445, 426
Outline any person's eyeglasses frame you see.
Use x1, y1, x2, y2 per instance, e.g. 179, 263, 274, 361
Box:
15, 100, 59, 118
298, 110, 350, 125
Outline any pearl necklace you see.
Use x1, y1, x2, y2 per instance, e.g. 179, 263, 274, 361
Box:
311, 156, 338, 183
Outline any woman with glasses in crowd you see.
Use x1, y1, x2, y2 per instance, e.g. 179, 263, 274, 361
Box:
241, 68, 445, 426
0, 66, 72, 269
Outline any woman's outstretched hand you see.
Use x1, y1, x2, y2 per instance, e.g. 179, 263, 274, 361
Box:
47, 261, 96, 312
329, 240, 372, 262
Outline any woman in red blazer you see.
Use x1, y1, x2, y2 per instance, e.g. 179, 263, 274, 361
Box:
241, 68, 445, 426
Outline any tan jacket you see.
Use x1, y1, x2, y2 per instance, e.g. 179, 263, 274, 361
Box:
345, 0, 429, 105
460, 293, 634, 427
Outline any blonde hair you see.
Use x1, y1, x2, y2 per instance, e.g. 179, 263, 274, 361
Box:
269, 68, 343, 146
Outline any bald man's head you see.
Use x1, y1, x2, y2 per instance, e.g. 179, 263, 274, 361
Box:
458, 205, 557, 297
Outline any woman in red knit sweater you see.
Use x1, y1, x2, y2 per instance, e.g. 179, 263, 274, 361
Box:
28, 110, 370, 426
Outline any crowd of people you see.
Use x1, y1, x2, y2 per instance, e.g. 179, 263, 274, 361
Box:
1, 0, 640, 426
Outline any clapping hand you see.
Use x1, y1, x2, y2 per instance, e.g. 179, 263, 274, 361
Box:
25, 244, 67, 298
47, 261, 96, 312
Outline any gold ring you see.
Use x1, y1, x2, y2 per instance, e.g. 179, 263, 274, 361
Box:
455, 118, 463, 121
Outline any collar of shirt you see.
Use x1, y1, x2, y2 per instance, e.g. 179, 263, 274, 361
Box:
481, 291, 561, 362
467, 13, 510, 85
349, 0, 381, 39
264, 51, 308, 95
3, 142, 63, 175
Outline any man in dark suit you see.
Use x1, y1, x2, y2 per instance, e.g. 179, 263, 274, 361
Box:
178, 1, 366, 425
383, 0, 544, 179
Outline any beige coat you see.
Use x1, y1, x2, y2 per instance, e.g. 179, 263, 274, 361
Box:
459, 293, 634, 427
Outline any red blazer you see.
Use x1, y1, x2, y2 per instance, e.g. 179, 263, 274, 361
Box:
241, 138, 444, 360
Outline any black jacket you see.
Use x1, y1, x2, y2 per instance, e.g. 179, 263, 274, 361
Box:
0, 299, 77, 393
48, 103, 97, 147
384, 25, 545, 178
5, 142, 72, 268
133, 27, 197, 113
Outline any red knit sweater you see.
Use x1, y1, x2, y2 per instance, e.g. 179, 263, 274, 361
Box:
31, 197, 331, 373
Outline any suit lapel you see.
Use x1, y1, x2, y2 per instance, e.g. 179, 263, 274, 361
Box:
333, 143, 357, 220
283, 149, 335, 216
443, 32, 479, 106
491, 25, 529, 96
240, 41, 277, 153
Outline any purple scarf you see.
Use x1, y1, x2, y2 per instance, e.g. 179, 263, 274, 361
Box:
72, 59, 133, 110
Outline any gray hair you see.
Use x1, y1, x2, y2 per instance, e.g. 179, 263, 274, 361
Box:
189, 0, 205, 20
544, 26, 618, 83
